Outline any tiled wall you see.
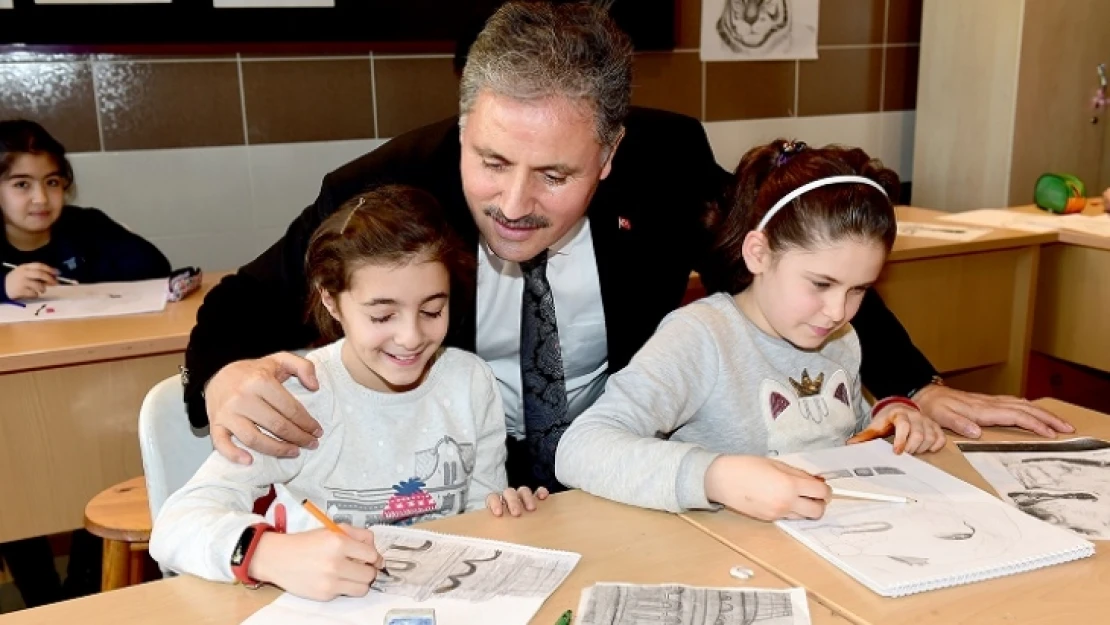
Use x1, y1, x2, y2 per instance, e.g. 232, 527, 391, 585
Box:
0, 0, 921, 271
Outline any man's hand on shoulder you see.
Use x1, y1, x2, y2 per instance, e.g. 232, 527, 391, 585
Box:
206, 352, 324, 464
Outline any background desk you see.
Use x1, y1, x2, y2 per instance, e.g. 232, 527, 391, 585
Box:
682, 398, 1108, 625
0, 490, 853, 624
0, 273, 225, 543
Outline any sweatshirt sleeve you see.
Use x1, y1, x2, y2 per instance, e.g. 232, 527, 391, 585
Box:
149, 377, 335, 582
466, 359, 508, 511
555, 312, 722, 513
147, 446, 307, 583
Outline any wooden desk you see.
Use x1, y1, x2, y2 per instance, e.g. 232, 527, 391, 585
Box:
0, 491, 853, 624
876, 207, 1053, 396
0, 273, 226, 543
1006, 201, 1110, 375
681, 398, 1109, 625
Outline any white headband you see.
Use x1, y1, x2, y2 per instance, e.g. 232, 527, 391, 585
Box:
754, 175, 889, 232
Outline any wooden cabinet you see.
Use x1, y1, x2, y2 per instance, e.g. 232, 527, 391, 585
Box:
911, 0, 1110, 211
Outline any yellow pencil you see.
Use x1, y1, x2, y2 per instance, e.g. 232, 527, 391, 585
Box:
301, 498, 390, 576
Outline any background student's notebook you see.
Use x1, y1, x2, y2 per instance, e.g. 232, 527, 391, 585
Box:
773, 440, 1095, 598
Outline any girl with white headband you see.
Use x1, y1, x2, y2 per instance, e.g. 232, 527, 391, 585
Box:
555, 139, 945, 522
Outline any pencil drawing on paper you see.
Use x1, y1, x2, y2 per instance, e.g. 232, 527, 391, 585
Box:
959, 439, 1110, 539
577, 584, 809, 625
786, 468, 1022, 575
370, 527, 579, 602
700, 0, 818, 62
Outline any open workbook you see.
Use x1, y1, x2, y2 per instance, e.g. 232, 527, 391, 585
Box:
773, 440, 1095, 598
240, 525, 580, 625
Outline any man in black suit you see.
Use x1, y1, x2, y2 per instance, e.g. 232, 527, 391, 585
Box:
183, 1, 1070, 512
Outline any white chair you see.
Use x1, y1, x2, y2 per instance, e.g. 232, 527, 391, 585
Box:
138, 374, 214, 526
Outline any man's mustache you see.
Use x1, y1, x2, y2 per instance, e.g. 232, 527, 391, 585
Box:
483, 206, 550, 229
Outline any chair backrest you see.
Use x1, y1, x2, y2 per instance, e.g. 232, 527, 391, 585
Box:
138, 374, 214, 523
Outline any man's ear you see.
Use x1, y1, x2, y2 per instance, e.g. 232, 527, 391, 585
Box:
742, 230, 773, 276
599, 126, 626, 180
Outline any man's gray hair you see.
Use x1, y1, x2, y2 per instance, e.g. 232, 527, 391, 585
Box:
458, 1, 633, 148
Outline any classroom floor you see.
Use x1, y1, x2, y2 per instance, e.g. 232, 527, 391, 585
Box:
0, 555, 67, 613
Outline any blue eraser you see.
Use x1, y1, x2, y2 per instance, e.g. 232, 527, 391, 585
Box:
384, 608, 436, 625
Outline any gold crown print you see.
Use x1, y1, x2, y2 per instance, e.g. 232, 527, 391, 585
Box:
789, 369, 824, 398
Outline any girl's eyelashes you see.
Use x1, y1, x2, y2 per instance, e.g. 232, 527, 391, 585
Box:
369, 310, 444, 323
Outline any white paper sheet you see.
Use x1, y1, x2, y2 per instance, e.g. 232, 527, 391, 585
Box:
772, 440, 1094, 597
937, 209, 1065, 233
0, 278, 167, 324
897, 221, 991, 241
240, 525, 580, 625
576, 584, 811, 625
1056, 213, 1110, 237
700, 0, 819, 62
0, 1, 13, 9
958, 437, 1110, 540
214, 0, 334, 7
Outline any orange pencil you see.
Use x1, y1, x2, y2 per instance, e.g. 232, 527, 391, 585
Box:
302, 498, 390, 576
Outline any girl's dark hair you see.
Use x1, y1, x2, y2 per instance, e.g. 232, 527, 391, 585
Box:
0, 119, 75, 196
305, 185, 475, 342
701, 139, 900, 295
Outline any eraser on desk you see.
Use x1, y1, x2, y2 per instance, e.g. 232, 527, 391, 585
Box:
384, 608, 435, 625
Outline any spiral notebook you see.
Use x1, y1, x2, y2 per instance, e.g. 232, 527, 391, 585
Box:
773, 440, 1095, 598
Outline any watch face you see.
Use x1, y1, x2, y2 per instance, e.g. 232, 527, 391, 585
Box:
230, 526, 256, 567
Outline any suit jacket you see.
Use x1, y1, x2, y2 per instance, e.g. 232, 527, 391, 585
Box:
183, 107, 936, 428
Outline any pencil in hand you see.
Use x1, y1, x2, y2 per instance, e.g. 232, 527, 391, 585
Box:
830, 487, 916, 504
301, 498, 391, 576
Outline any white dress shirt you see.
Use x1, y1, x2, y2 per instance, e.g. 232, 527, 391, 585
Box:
476, 218, 609, 439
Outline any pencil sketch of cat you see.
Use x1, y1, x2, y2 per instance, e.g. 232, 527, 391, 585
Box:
371, 529, 577, 602
579, 584, 803, 625
717, 0, 792, 55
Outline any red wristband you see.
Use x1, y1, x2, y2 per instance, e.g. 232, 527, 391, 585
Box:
230, 522, 274, 588
870, 396, 919, 419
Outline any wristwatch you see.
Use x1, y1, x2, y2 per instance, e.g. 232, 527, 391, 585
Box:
908, 374, 945, 399
230, 523, 274, 588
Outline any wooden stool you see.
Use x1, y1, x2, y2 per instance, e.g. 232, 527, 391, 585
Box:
83, 476, 152, 592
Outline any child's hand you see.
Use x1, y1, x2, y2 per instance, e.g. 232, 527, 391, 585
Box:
4, 262, 58, 300
486, 486, 549, 517
848, 405, 946, 454
704, 455, 831, 522
248, 524, 384, 601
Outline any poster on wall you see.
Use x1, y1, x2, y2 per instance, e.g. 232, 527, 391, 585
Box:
701, 0, 819, 62
213, 0, 334, 6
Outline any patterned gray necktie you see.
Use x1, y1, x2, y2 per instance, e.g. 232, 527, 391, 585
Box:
520, 249, 569, 491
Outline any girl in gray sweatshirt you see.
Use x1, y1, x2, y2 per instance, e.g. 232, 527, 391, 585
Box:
555, 140, 946, 521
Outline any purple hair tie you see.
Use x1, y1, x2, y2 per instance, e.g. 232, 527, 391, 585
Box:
775, 140, 807, 166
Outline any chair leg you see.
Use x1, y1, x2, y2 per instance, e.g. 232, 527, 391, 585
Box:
100, 540, 130, 592
128, 544, 147, 586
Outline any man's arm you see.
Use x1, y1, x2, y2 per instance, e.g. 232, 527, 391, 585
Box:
182, 181, 336, 428
853, 288, 938, 400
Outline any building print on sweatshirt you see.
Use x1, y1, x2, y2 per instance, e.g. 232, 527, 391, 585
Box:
760, 368, 858, 456
326, 435, 476, 527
